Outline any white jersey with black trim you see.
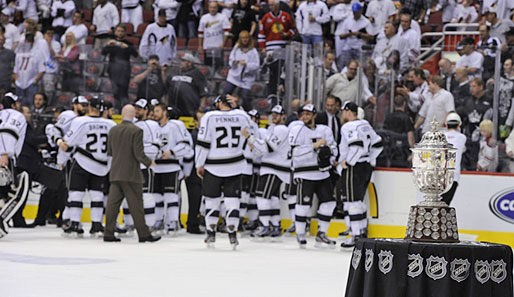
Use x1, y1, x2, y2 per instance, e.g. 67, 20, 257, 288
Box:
289, 123, 337, 181
249, 123, 291, 183
52, 110, 78, 166
243, 121, 260, 175
338, 119, 383, 170
0, 108, 27, 158
195, 109, 251, 177
64, 116, 116, 176
135, 119, 161, 169
153, 120, 193, 174
171, 119, 194, 178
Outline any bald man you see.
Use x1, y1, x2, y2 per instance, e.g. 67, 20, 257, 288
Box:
104, 105, 160, 242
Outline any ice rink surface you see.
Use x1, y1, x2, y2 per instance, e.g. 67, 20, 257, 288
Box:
0, 225, 352, 297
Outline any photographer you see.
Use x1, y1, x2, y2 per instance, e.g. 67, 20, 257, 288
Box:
133, 55, 167, 101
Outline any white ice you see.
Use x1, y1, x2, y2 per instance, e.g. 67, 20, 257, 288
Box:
0, 225, 352, 297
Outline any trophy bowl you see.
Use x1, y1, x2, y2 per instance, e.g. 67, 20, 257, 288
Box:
405, 120, 460, 243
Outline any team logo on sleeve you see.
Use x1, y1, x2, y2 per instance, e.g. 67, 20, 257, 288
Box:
364, 249, 374, 272
474, 260, 491, 284
425, 256, 448, 280
378, 250, 393, 274
490, 260, 507, 284
450, 258, 470, 282
407, 254, 423, 278
351, 248, 362, 270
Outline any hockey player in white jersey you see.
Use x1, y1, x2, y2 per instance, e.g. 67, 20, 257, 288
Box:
243, 105, 290, 238
195, 95, 251, 249
152, 103, 193, 234
59, 98, 116, 237
0, 94, 29, 238
337, 101, 383, 248
289, 104, 338, 248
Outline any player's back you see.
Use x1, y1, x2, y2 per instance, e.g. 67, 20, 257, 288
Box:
136, 119, 161, 161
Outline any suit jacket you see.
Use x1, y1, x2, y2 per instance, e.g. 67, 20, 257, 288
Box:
107, 120, 152, 184
316, 110, 341, 143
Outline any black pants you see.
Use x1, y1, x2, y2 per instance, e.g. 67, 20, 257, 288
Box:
33, 181, 67, 224
338, 162, 373, 203
185, 173, 202, 229
267, 59, 283, 97
441, 181, 458, 206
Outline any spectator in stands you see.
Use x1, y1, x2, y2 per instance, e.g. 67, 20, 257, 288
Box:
51, 0, 75, 40
438, 57, 457, 92
372, 21, 409, 75
477, 119, 498, 172
315, 95, 342, 142
451, 0, 478, 26
139, 9, 177, 66
5, 0, 38, 23
435, 0, 456, 26
41, 28, 61, 106
121, 0, 143, 31
396, 67, 429, 114
331, 0, 353, 68
91, 0, 119, 50
176, 0, 202, 40
501, 27, 514, 62
485, 6, 512, 43
165, 53, 207, 116
505, 127, 514, 172
19, 18, 43, 47
399, 0, 430, 23
461, 78, 492, 170
218, 0, 238, 20
485, 72, 514, 139
455, 37, 483, 79
153, 0, 180, 28
55, 31, 81, 94
477, 24, 501, 81
414, 75, 455, 133
198, 1, 230, 71
0, 9, 20, 50
101, 24, 138, 111
73, 0, 91, 10
285, 98, 301, 125
230, 0, 257, 46
503, 58, 513, 78
365, 0, 397, 36
337, 3, 373, 69
384, 95, 415, 148
258, 0, 295, 96
325, 59, 376, 105
14, 30, 45, 107
224, 30, 260, 111
323, 51, 337, 77
0, 34, 15, 94
295, 0, 329, 47
398, 8, 421, 66
133, 54, 166, 101
61, 11, 88, 45
453, 67, 472, 109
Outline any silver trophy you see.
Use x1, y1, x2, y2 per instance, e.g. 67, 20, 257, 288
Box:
405, 119, 459, 243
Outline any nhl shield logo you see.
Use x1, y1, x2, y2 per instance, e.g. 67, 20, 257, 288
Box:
378, 250, 394, 274
352, 249, 362, 270
365, 249, 374, 272
490, 260, 507, 284
425, 256, 448, 280
450, 259, 470, 283
474, 260, 490, 284
407, 254, 424, 278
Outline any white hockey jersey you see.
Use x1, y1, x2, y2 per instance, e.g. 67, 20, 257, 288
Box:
0, 108, 27, 158
338, 119, 383, 170
64, 116, 116, 176
139, 22, 177, 65
289, 123, 337, 181
195, 109, 251, 177
153, 120, 193, 174
250, 124, 291, 183
135, 119, 161, 169
171, 119, 194, 178
243, 120, 260, 175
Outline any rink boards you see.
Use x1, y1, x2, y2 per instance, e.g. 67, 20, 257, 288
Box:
22, 168, 514, 247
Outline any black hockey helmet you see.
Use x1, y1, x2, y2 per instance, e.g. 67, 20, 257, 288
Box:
166, 106, 179, 120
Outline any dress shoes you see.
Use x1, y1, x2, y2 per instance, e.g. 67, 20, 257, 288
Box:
103, 236, 121, 242
139, 235, 161, 243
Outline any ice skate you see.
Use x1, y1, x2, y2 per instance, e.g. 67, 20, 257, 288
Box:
283, 224, 295, 236
243, 220, 258, 231
340, 236, 356, 249
165, 221, 179, 236
151, 220, 164, 235
338, 228, 350, 237
251, 225, 271, 240
296, 233, 307, 249
64, 222, 84, 238
315, 231, 336, 248
228, 231, 239, 250
118, 224, 135, 237
270, 225, 282, 242
89, 222, 104, 237
204, 229, 216, 248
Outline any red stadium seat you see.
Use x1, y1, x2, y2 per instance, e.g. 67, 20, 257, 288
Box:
123, 23, 134, 35
187, 38, 200, 50
143, 10, 154, 23
86, 36, 94, 45
177, 38, 186, 49
428, 11, 442, 25
83, 9, 92, 21
126, 36, 140, 47
135, 23, 148, 36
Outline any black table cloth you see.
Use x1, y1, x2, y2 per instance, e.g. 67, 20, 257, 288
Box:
345, 238, 513, 297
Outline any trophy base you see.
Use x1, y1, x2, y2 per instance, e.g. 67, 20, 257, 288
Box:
405, 205, 459, 243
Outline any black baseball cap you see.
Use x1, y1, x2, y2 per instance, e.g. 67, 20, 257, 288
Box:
341, 101, 358, 113
90, 97, 103, 110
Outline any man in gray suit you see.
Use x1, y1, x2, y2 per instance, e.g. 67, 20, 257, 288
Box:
104, 105, 161, 243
